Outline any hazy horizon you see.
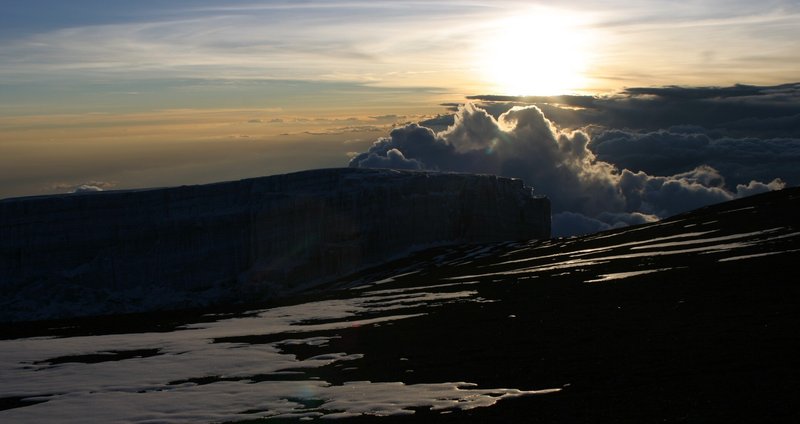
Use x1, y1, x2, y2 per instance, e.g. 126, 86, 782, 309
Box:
2, 1, 799, 234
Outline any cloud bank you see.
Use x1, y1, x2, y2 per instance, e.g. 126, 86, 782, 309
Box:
51, 181, 116, 194
350, 86, 792, 236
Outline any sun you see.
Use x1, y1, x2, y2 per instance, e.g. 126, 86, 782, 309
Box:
478, 10, 592, 96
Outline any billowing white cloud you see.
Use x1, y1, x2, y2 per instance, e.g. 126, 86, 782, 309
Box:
52, 181, 116, 194
350, 104, 785, 236
735, 179, 786, 198
72, 184, 104, 193
355, 148, 423, 170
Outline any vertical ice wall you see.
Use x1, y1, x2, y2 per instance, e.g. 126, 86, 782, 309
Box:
0, 168, 549, 321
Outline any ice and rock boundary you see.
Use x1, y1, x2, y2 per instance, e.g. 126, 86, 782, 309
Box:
0, 168, 549, 321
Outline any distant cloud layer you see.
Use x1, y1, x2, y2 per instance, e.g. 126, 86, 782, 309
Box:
52, 181, 117, 194
350, 84, 795, 236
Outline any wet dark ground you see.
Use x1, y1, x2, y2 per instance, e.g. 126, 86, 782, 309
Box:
2, 188, 800, 423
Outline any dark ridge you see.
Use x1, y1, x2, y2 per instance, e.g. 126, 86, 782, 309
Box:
33, 348, 163, 367
466, 94, 600, 108
0, 397, 49, 412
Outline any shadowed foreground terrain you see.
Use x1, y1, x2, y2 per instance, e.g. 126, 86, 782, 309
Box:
1, 187, 799, 422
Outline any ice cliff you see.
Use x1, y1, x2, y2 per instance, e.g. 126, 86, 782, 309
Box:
0, 168, 549, 321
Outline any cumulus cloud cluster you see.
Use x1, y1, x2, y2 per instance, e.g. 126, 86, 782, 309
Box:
52, 181, 117, 194
349, 90, 789, 236
590, 130, 800, 188
466, 83, 800, 135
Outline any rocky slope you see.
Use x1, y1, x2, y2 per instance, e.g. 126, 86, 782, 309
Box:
1, 187, 798, 423
0, 168, 549, 322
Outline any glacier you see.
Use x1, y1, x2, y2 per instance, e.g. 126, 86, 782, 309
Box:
0, 168, 550, 322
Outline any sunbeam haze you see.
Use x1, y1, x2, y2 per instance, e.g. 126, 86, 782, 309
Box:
2, 1, 800, 422
2, 0, 797, 207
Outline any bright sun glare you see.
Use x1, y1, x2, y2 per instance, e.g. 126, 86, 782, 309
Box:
480, 10, 592, 96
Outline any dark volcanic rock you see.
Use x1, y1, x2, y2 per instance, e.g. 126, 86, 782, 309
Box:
1, 187, 798, 423
0, 168, 549, 322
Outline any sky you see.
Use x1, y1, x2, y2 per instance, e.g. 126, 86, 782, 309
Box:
1, 0, 799, 233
